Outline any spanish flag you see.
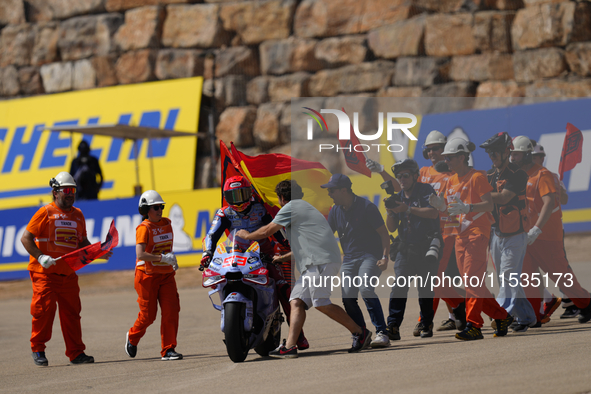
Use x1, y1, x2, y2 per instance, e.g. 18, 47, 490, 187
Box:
230, 143, 333, 215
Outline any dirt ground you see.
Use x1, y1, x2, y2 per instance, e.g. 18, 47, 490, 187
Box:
2, 233, 589, 301
2, 254, 591, 394
2, 235, 591, 394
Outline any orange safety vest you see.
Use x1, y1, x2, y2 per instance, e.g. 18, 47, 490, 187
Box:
443, 169, 494, 238
26, 202, 86, 275
525, 164, 562, 241
487, 164, 530, 236
420, 166, 450, 195
136, 218, 174, 274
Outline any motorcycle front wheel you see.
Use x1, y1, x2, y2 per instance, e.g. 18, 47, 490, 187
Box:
224, 302, 250, 362
255, 314, 282, 357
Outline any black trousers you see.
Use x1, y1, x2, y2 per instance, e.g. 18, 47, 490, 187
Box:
387, 242, 438, 328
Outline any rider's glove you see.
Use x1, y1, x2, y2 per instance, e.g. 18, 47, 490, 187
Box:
200, 253, 212, 269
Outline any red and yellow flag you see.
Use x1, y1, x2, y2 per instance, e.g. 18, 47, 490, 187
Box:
230, 143, 333, 215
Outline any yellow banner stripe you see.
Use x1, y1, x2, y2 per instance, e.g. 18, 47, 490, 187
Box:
563, 208, 591, 224
0, 262, 29, 272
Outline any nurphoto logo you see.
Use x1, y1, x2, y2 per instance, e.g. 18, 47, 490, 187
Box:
302, 107, 417, 153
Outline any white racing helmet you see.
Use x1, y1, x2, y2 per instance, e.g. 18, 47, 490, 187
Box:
49, 171, 77, 188
442, 137, 475, 155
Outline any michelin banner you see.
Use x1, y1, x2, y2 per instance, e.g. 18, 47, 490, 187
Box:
414, 99, 591, 234
0, 77, 202, 210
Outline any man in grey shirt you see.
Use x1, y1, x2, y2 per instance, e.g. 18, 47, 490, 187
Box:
237, 180, 371, 358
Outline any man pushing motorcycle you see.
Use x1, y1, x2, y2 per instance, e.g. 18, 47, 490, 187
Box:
201, 176, 309, 350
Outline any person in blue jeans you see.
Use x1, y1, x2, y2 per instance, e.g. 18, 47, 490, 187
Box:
481, 132, 536, 332
322, 174, 391, 348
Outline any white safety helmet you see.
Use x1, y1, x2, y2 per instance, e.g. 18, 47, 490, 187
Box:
532, 143, 545, 156
442, 137, 475, 155
511, 136, 534, 152
49, 171, 77, 188
423, 130, 448, 159
138, 190, 165, 208
424, 130, 447, 146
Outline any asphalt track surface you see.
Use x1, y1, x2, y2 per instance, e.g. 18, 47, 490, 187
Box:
1, 262, 591, 394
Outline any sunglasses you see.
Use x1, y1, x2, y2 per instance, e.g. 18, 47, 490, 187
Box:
486, 149, 503, 156
425, 146, 443, 153
444, 154, 464, 161
151, 205, 165, 211
60, 187, 76, 195
395, 173, 412, 180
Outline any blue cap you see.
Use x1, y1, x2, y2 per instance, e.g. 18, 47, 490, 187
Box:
321, 174, 352, 189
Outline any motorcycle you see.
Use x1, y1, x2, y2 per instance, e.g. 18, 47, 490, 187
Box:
202, 230, 282, 363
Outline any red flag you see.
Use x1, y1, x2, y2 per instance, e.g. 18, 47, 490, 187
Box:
338, 108, 371, 178
558, 123, 584, 180
220, 140, 245, 207
59, 220, 119, 271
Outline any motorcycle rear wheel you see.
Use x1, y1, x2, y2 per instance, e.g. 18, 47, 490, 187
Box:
224, 302, 250, 362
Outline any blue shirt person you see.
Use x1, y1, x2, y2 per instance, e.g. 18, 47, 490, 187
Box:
323, 174, 392, 348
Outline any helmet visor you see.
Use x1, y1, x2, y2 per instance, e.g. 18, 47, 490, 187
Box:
224, 188, 252, 205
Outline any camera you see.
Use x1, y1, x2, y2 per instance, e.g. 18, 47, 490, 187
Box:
389, 235, 401, 261
425, 233, 441, 264
381, 180, 402, 209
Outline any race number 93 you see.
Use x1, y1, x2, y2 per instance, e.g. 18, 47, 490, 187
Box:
222, 255, 247, 267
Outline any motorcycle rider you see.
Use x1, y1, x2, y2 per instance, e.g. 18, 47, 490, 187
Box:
201, 176, 309, 350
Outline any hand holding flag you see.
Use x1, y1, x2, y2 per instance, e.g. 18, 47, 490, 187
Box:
339, 107, 372, 178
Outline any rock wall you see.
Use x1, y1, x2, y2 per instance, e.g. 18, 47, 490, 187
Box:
1, 0, 591, 186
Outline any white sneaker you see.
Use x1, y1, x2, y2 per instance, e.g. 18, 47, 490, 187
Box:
370, 331, 391, 348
